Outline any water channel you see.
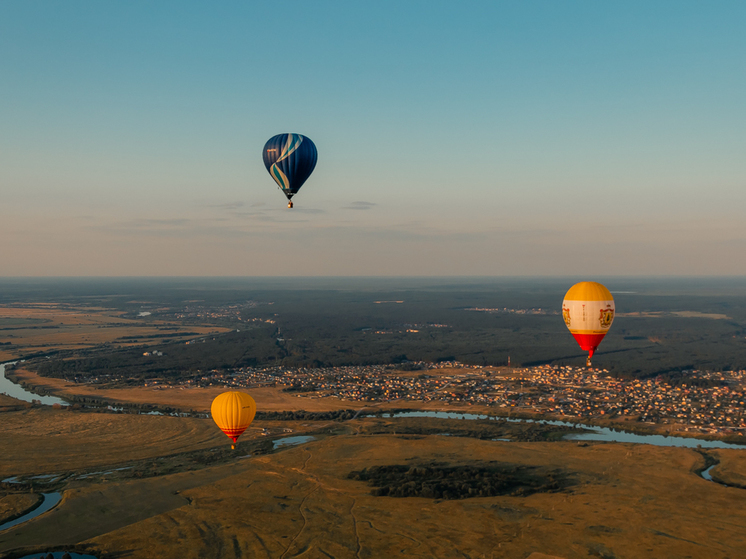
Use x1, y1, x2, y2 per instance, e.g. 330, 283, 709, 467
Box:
701, 465, 716, 482
4, 360, 743, 451
0, 360, 740, 526
0, 362, 68, 406
0, 492, 62, 533
382, 410, 746, 450
273, 435, 316, 449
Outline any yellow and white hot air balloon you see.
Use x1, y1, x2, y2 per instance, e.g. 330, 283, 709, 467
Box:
562, 282, 615, 367
211, 391, 257, 449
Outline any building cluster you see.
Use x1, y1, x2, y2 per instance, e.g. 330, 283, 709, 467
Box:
178, 362, 746, 435
69, 357, 746, 436
363, 323, 451, 334
152, 301, 275, 322
520, 365, 746, 433
464, 307, 559, 315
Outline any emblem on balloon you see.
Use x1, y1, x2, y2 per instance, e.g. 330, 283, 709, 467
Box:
599, 307, 614, 329
561, 282, 615, 368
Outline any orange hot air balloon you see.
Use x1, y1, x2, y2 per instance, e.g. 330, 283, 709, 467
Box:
211, 391, 257, 449
562, 282, 615, 368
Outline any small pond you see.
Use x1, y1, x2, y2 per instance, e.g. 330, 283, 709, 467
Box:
273, 435, 316, 449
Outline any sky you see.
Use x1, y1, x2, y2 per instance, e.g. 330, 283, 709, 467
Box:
1, 1, 745, 276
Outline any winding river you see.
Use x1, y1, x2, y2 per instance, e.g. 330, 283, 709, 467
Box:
0, 362, 68, 406
381, 410, 746, 450
0, 492, 61, 533
0, 360, 740, 528
3, 360, 743, 451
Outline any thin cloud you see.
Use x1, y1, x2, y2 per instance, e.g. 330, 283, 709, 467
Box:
342, 201, 376, 210
206, 201, 245, 210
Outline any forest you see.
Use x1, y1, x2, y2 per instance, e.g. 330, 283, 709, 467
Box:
3, 276, 744, 381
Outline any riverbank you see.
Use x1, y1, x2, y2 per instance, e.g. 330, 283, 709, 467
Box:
0, 495, 42, 526
6, 363, 746, 447
5, 433, 745, 559
0, 493, 62, 534
2, 393, 746, 558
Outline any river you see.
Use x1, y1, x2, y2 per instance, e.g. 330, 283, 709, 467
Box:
2, 361, 744, 451
381, 411, 746, 450
0, 492, 62, 533
0, 362, 68, 406
2, 361, 744, 450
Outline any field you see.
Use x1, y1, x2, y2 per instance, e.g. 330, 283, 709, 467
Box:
1, 406, 746, 558
3, 367, 711, 441
0, 304, 229, 362
0, 409, 228, 479
3, 277, 746, 379
0, 494, 41, 525
6, 368, 369, 413
2, 279, 746, 558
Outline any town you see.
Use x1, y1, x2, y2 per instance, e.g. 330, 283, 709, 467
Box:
136, 361, 746, 437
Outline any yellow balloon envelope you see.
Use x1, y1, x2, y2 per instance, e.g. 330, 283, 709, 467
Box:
211, 391, 257, 449
562, 281, 615, 367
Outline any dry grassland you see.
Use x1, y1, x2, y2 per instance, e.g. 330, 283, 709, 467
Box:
7, 368, 719, 444
2, 428, 745, 559
8, 367, 554, 417
0, 395, 26, 408
8, 367, 566, 417
9, 369, 375, 413
0, 494, 41, 524
708, 449, 746, 487
0, 408, 229, 479
0, 305, 228, 361
9, 369, 472, 414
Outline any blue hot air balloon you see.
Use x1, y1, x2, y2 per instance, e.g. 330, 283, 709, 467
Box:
262, 133, 318, 208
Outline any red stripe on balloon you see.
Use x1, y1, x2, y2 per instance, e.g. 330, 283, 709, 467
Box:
221, 428, 248, 437
571, 332, 607, 357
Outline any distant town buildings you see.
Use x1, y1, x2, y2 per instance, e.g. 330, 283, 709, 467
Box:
68, 359, 746, 436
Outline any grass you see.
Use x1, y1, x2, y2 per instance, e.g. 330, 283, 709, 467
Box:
0, 305, 228, 362
0, 494, 42, 524
0, 408, 226, 479
1, 409, 746, 558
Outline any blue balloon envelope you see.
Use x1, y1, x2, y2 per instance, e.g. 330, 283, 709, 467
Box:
262, 134, 318, 207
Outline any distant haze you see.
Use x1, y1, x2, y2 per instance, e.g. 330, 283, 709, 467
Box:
1, 1, 744, 276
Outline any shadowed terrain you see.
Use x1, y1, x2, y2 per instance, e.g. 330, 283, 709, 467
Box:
2, 409, 746, 558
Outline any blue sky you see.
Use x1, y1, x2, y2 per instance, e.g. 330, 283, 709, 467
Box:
1, 1, 744, 276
